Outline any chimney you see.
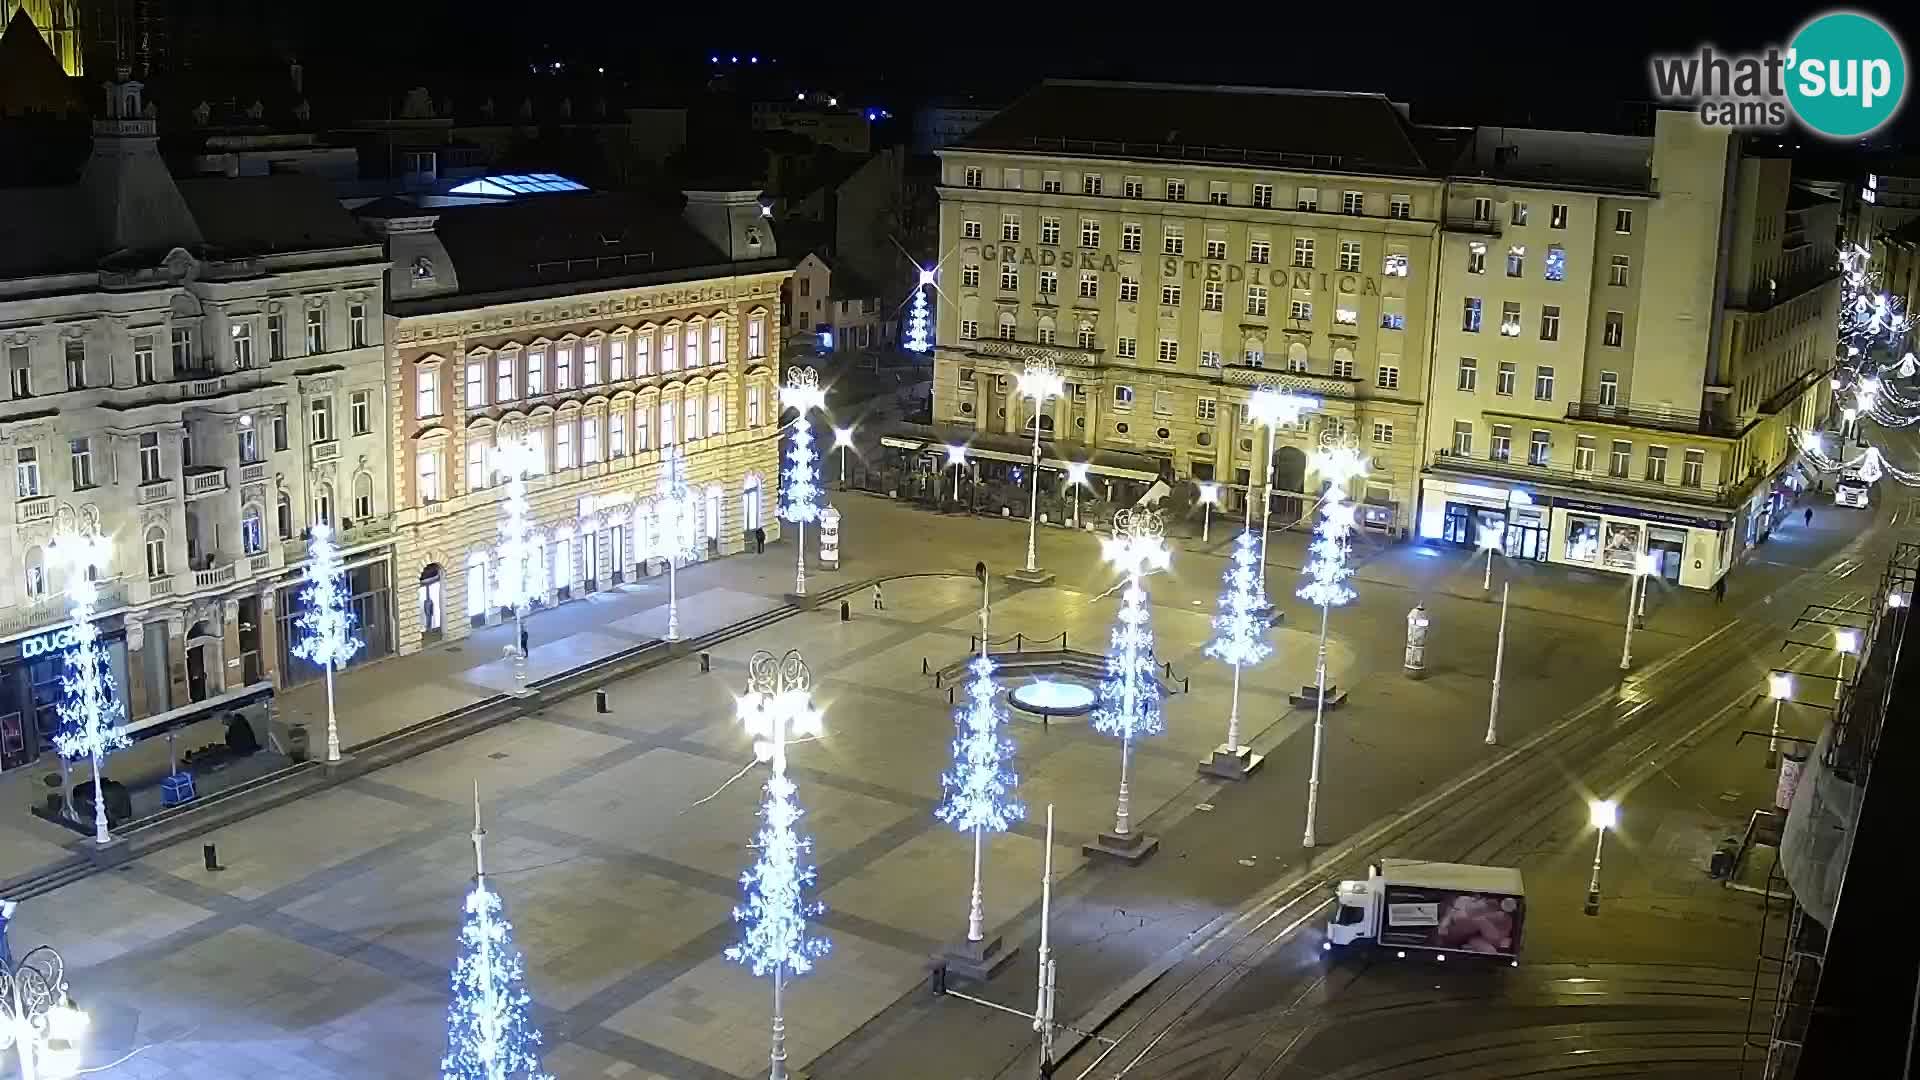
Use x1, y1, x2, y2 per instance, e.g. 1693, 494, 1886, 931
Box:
682, 189, 775, 262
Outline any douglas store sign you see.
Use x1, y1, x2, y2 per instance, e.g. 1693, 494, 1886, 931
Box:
18, 626, 83, 660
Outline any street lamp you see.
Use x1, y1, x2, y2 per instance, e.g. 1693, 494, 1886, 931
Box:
1477, 523, 1502, 591
653, 444, 704, 642
491, 434, 544, 691
1298, 433, 1366, 849
1618, 552, 1658, 671
1065, 462, 1090, 529
1888, 591, 1909, 609
1584, 799, 1617, 916
1247, 387, 1321, 604
945, 443, 968, 504
0, 938, 89, 1080
781, 368, 827, 597
1095, 509, 1171, 851
1016, 361, 1066, 574
1767, 672, 1793, 769
1486, 582, 1510, 746
1834, 628, 1860, 701
832, 425, 855, 488
1196, 482, 1220, 543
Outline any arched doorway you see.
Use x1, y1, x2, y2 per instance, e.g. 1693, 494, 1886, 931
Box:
1270, 445, 1309, 527
185, 619, 218, 701
418, 563, 444, 641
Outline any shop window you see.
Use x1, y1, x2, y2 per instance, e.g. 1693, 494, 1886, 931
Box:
1565, 516, 1600, 562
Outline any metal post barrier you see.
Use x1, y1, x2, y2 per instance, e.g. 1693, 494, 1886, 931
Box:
700, 651, 711, 673
948, 687, 955, 705
922, 657, 930, 675
204, 843, 222, 871
595, 689, 609, 714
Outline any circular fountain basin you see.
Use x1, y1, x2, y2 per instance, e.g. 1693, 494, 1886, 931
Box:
1009, 678, 1098, 718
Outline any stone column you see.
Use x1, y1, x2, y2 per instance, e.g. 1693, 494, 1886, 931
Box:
259, 586, 282, 688
126, 619, 151, 721
218, 597, 240, 695
167, 615, 189, 706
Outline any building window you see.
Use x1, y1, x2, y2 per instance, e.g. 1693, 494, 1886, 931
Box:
611, 410, 628, 456
67, 437, 93, 489
1463, 297, 1483, 332
964, 166, 982, 188
1163, 225, 1184, 255
1490, 424, 1512, 462
1253, 184, 1273, 208
1338, 240, 1361, 272
134, 334, 157, 384
305, 308, 325, 353
1545, 245, 1566, 281
1208, 183, 1229, 206
963, 220, 982, 240
583, 340, 601, 384
1598, 370, 1619, 406
1575, 436, 1596, 472
139, 432, 161, 482
224, 324, 257, 370
1161, 283, 1181, 307
1551, 204, 1569, 229
1041, 217, 1061, 245
1372, 421, 1394, 444
1000, 265, 1019, 291
1507, 245, 1525, 277
1452, 421, 1473, 456
1002, 215, 1021, 242
309, 396, 333, 442
1079, 271, 1098, 299
1645, 445, 1668, 483
1037, 324, 1056, 345
170, 327, 193, 372
466, 359, 486, 407
268, 315, 285, 360
1083, 174, 1103, 195
1206, 238, 1227, 260
1528, 430, 1551, 466
1535, 365, 1556, 400
416, 365, 440, 418
1116, 337, 1136, 359
1081, 219, 1100, 247
1496, 361, 1517, 396
497, 352, 516, 401
1332, 353, 1354, 378
1122, 223, 1142, 252
1458, 357, 1478, 392
1293, 237, 1314, 268
998, 314, 1017, 340
1157, 339, 1179, 363
1342, 191, 1364, 215
1683, 449, 1704, 487
609, 337, 626, 380
1500, 301, 1522, 337
1164, 178, 1185, 201
1383, 250, 1408, 277
1540, 305, 1561, 341
1197, 398, 1217, 421
274, 411, 289, 451
1614, 208, 1633, 234
1124, 177, 1144, 198
660, 400, 677, 446
1041, 270, 1059, 296
1079, 325, 1097, 350
1473, 197, 1493, 222
1204, 282, 1223, 311
1363, 359, 1397, 393
1609, 255, 1630, 287
636, 406, 651, 449
1247, 286, 1268, 316
1334, 306, 1358, 326
962, 264, 980, 288
556, 419, 578, 468
417, 446, 443, 501
1390, 194, 1411, 219
1119, 277, 1139, 303
1201, 350, 1222, 368
681, 327, 699, 371
350, 302, 368, 348
528, 347, 549, 392
145, 527, 168, 578
60, 338, 86, 389
1249, 240, 1271, 264
1042, 174, 1062, 194
1381, 310, 1406, 330
19, 447, 44, 496
635, 332, 656, 375
1609, 440, 1631, 478
961, 319, 979, 339
352, 389, 372, 435
1113, 384, 1134, 408
1290, 299, 1313, 321
1511, 201, 1529, 226
1467, 242, 1486, 275
276, 491, 293, 539
467, 438, 488, 491
1603, 311, 1624, 348
1296, 187, 1318, 211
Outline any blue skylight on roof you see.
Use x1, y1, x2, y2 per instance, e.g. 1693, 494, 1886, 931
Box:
448, 173, 589, 197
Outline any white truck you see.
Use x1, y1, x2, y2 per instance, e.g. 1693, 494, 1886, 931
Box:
1324, 859, 1525, 964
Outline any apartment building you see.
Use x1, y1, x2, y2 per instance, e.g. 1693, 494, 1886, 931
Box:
1422, 113, 1837, 590
929, 81, 1447, 534
0, 73, 393, 773
360, 187, 787, 654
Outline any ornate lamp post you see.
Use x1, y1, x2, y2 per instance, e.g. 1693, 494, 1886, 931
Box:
0, 938, 89, 1080
1834, 629, 1860, 701
1767, 672, 1793, 768
1087, 509, 1170, 863
1477, 523, 1502, 591
1247, 387, 1321, 603
1297, 433, 1367, 849
832, 426, 855, 488
1065, 461, 1090, 529
1584, 799, 1618, 916
653, 444, 704, 642
491, 434, 544, 693
1015, 360, 1065, 576
1196, 482, 1219, 543
1618, 552, 1659, 671
780, 368, 826, 597
945, 444, 968, 504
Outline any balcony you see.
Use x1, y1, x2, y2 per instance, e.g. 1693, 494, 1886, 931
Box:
1443, 214, 1502, 235
193, 562, 239, 590
239, 461, 268, 484
137, 479, 176, 504
183, 467, 229, 499
0, 581, 129, 640
310, 440, 340, 464
186, 374, 230, 398
249, 552, 272, 575
149, 574, 176, 598
15, 495, 53, 525
1220, 363, 1357, 399
280, 512, 397, 564
1430, 449, 1733, 506
1565, 401, 1744, 439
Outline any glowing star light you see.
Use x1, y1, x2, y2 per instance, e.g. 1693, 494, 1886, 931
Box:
291, 523, 365, 763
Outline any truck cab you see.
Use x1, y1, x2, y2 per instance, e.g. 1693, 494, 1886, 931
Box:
1327, 873, 1378, 946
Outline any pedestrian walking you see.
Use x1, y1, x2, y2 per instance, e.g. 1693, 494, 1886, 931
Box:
520, 626, 530, 657
1713, 576, 1726, 605
754, 526, 766, 554
1804, 506, 1813, 528
872, 583, 885, 611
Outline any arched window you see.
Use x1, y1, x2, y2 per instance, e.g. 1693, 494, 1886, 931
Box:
276, 491, 293, 539
144, 527, 168, 578
313, 482, 334, 529
998, 312, 1017, 341
465, 550, 489, 619
741, 474, 763, 532
241, 504, 265, 555
1287, 340, 1309, 372
23, 546, 46, 599
352, 471, 374, 520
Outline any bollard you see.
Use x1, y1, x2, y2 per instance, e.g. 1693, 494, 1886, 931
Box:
922, 657, 930, 675
203, 843, 222, 872
1016, 633, 1024, 651
948, 687, 955, 704
840, 600, 851, 622
595, 689, 609, 714
700, 651, 711, 673
935, 672, 943, 688
1182, 677, 1190, 693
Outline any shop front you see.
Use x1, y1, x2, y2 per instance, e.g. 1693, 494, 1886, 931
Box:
1547, 497, 1730, 590
276, 556, 397, 688
0, 621, 131, 773
1418, 478, 1549, 561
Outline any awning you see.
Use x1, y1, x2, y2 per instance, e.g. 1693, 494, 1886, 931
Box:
123, 680, 275, 741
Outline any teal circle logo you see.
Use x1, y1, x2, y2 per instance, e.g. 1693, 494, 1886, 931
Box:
1787, 11, 1907, 138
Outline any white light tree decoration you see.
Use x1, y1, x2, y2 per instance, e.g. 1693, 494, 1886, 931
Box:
442, 784, 550, 1080
1201, 529, 1271, 777
291, 522, 364, 763
492, 435, 545, 692
936, 578, 1024, 950
729, 649, 829, 1080
652, 444, 704, 641
1297, 432, 1367, 848
50, 533, 129, 847
1246, 386, 1321, 607
780, 367, 826, 596
904, 266, 933, 354
1091, 509, 1170, 850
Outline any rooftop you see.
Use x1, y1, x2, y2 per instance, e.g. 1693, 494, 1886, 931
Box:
955, 79, 1439, 177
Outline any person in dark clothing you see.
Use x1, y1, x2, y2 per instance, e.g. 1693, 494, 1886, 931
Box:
1713, 577, 1726, 604
754, 527, 766, 554
520, 626, 530, 656
1804, 506, 1814, 528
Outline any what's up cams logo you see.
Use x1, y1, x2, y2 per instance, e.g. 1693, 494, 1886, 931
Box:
1650, 10, 1908, 138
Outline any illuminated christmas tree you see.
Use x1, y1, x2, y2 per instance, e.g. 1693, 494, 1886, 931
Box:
904, 267, 934, 353
936, 650, 1024, 942
442, 788, 550, 1080
51, 533, 130, 846
1203, 530, 1271, 757
291, 523, 364, 762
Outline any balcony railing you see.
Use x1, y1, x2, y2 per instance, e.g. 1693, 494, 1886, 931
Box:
1431, 450, 1733, 506
183, 467, 229, 498
1565, 401, 1744, 439
193, 562, 238, 589
310, 440, 340, 464
1220, 364, 1357, 399
187, 375, 230, 397
137, 479, 176, 504
280, 512, 397, 564
239, 462, 268, 484
15, 495, 52, 525
248, 552, 272, 574
1443, 214, 1502, 235
0, 581, 129, 640
149, 574, 175, 598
